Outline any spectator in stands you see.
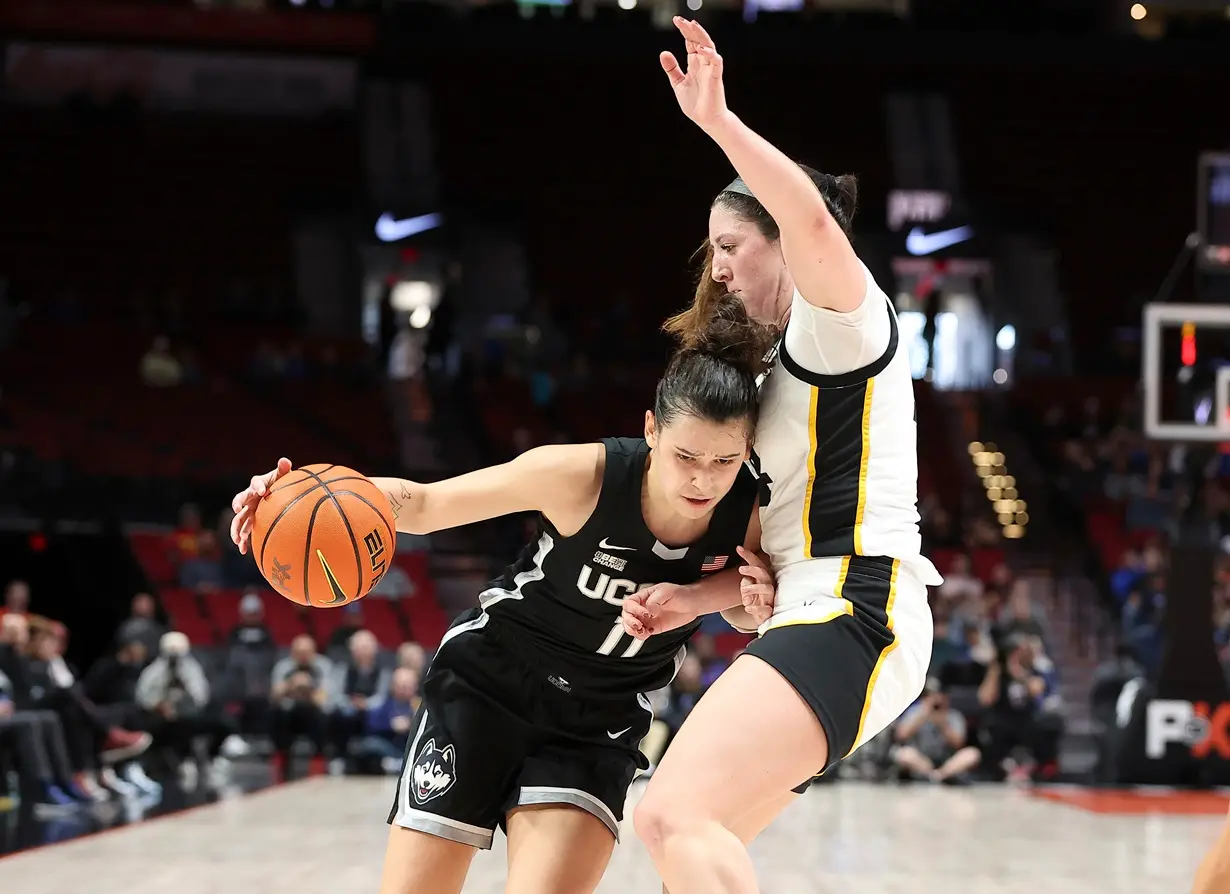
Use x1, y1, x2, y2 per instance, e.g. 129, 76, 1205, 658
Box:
994, 586, 1047, 649
136, 631, 237, 789
689, 634, 728, 689
1090, 642, 1146, 781
396, 641, 426, 676
1122, 584, 1165, 671
216, 511, 263, 587
891, 681, 981, 784
0, 579, 30, 621
950, 590, 994, 648
977, 634, 1064, 781
0, 666, 81, 811
941, 621, 996, 688
228, 591, 274, 652
928, 614, 966, 678
83, 636, 147, 718
114, 592, 167, 661
81, 634, 159, 796
139, 335, 183, 387
658, 653, 706, 756
326, 602, 366, 654
353, 666, 421, 774
169, 503, 223, 590
224, 592, 277, 738
270, 634, 331, 777
937, 554, 982, 607
24, 624, 150, 799
328, 629, 390, 772
1111, 548, 1149, 606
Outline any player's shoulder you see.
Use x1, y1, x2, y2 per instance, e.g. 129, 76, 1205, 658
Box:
601, 436, 649, 461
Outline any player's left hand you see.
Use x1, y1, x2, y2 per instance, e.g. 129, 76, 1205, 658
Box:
736, 545, 775, 626
621, 583, 699, 640
660, 17, 730, 134
229, 457, 293, 555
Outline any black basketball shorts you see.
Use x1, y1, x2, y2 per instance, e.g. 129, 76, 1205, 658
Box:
741, 556, 933, 792
386, 609, 652, 848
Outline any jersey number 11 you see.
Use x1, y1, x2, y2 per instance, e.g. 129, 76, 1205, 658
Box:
597, 620, 646, 658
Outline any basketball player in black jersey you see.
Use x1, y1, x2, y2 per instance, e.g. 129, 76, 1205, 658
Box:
228, 306, 780, 894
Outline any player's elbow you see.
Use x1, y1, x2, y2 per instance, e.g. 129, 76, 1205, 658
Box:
395, 509, 433, 536
392, 487, 437, 535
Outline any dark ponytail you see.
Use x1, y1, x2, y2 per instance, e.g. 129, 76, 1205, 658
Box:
663, 164, 858, 350
653, 295, 774, 437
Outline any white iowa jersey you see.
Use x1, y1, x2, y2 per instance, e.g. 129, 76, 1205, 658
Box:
752, 264, 942, 614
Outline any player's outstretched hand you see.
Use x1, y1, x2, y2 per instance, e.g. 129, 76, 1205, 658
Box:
229, 457, 293, 555
660, 17, 730, 134
621, 582, 699, 640
736, 545, 775, 627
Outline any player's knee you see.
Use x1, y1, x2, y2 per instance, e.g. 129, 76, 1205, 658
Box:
633, 790, 693, 855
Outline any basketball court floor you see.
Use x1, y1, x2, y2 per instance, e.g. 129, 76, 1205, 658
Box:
0, 778, 1224, 893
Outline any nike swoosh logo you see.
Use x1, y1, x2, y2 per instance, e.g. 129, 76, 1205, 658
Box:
316, 549, 350, 606
598, 538, 635, 552
607, 727, 632, 739
905, 225, 973, 256
375, 212, 443, 243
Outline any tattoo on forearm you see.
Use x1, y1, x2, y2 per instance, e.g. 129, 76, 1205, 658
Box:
388, 482, 412, 520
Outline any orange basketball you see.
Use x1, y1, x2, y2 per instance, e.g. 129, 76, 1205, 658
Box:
251, 464, 396, 608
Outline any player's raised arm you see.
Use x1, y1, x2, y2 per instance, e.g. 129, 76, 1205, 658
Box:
371, 443, 604, 535
661, 17, 864, 314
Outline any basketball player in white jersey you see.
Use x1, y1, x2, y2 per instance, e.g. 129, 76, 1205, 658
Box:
618, 18, 943, 894
228, 311, 781, 894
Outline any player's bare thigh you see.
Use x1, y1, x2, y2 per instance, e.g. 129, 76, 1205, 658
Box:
379, 825, 476, 894
505, 805, 616, 894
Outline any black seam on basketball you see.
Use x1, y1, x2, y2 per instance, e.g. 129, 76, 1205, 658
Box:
258, 479, 329, 570
256, 476, 372, 569
301, 469, 365, 602
301, 492, 334, 607
327, 490, 396, 552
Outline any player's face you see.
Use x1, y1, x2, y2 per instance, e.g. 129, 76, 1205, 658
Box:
709, 206, 791, 327
647, 412, 750, 519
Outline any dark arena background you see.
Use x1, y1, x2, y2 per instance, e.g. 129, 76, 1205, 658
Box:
2, 0, 1230, 891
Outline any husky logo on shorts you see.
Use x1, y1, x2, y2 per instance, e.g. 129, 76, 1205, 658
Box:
411, 738, 457, 804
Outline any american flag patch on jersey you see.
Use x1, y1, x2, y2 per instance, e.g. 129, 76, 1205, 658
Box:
701, 555, 729, 572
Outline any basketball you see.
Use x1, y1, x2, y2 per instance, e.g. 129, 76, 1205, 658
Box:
251, 464, 396, 608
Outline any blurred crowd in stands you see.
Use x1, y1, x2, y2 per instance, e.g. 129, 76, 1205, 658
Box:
1029, 386, 1230, 682
0, 563, 428, 816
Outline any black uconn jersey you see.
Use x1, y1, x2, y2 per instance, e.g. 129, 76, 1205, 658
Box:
477, 437, 759, 696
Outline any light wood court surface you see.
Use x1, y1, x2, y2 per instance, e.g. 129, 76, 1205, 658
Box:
1, 779, 1225, 893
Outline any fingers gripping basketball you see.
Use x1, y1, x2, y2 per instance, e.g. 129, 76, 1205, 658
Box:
250, 464, 397, 607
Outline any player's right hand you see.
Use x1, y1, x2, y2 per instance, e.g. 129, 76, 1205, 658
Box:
621, 583, 699, 640
229, 457, 293, 555
736, 546, 775, 626
660, 17, 730, 134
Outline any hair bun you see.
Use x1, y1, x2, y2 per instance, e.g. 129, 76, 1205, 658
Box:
680, 294, 775, 377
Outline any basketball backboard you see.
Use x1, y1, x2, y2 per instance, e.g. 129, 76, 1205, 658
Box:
1143, 302, 1230, 441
